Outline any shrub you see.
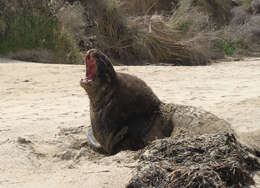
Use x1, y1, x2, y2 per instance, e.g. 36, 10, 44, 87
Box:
176, 21, 193, 33
221, 40, 237, 55
217, 39, 248, 56
0, 0, 81, 64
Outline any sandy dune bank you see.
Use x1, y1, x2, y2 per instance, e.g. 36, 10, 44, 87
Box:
0, 58, 260, 187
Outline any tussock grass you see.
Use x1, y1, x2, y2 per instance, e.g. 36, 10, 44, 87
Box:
92, 0, 209, 65
198, 0, 233, 24
170, 0, 234, 34
176, 21, 193, 33
97, 1, 130, 44
1, 0, 257, 64
118, 0, 176, 15
137, 32, 209, 65
168, 0, 252, 58
0, 0, 211, 65
169, 0, 211, 35
95, 0, 138, 64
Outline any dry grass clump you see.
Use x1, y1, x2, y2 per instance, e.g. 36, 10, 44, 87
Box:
251, 0, 260, 14
95, 0, 139, 64
198, 0, 233, 25
245, 15, 260, 55
136, 31, 209, 65
170, 0, 234, 34
78, 0, 208, 65
127, 133, 260, 187
168, 0, 259, 58
57, 2, 86, 41
79, 0, 209, 65
118, 0, 177, 15
3, 0, 256, 64
56, 1, 96, 52
64, 0, 140, 64
185, 33, 226, 59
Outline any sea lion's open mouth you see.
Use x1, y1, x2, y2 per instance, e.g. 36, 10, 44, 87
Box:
81, 55, 97, 85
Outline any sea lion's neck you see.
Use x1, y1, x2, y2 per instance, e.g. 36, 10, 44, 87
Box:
88, 83, 117, 112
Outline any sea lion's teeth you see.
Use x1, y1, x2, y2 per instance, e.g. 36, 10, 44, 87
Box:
80, 78, 87, 83
85, 77, 92, 82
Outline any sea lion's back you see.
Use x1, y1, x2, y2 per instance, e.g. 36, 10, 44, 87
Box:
116, 72, 161, 113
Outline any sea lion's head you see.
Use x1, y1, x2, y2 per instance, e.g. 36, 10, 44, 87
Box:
80, 49, 117, 94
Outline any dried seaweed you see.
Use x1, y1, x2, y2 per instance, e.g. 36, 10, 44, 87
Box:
127, 133, 260, 188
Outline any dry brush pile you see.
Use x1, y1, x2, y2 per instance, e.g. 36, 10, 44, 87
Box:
66, 0, 260, 64
127, 133, 260, 188
68, 0, 210, 65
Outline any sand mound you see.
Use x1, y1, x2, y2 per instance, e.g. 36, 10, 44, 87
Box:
16, 126, 105, 163
1, 59, 260, 187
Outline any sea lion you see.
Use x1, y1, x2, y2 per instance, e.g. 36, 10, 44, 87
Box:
80, 49, 233, 154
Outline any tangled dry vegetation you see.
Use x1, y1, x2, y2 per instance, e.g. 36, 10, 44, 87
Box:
127, 133, 260, 188
54, 0, 260, 64
1, 0, 260, 64
66, 0, 209, 65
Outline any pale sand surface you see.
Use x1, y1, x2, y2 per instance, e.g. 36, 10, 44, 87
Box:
0, 58, 260, 188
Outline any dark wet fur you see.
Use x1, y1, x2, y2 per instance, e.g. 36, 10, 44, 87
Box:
82, 49, 233, 155
90, 72, 169, 154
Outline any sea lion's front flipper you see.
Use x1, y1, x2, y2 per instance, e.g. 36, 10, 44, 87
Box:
106, 126, 128, 154
86, 127, 106, 154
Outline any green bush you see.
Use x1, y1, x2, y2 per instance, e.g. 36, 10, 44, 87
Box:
0, 0, 81, 64
217, 39, 249, 56
236, 0, 251, 6
176, 21, 193, 33
222, 40, 237, 55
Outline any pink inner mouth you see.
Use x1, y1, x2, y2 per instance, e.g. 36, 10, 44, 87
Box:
81, 56, 96, 84
87, 62, 96, 81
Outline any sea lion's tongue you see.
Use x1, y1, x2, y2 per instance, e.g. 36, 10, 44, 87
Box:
82, 56, 96, 84
87, 65, 95, 81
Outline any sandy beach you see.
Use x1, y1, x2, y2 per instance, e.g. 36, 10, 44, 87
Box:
0, 58, 260, 188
